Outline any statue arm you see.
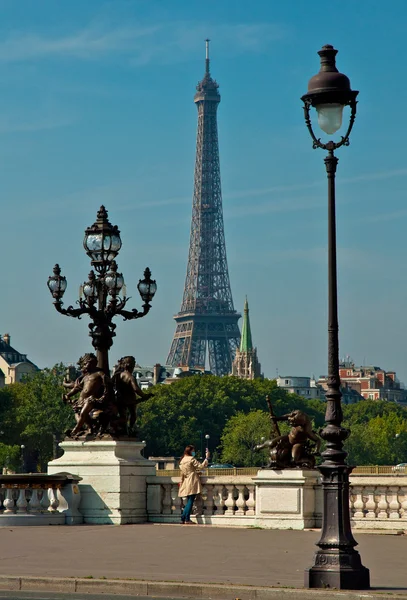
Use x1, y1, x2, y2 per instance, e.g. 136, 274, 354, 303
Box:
129, 376, 152, 401
63, 377, 83, 400
309, 430, 321, 452
274, 415, 289, 422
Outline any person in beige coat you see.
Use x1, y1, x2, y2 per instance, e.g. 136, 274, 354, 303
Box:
178, 444, 210, 524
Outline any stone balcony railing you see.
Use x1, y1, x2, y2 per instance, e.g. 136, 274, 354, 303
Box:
147, 475, 257, 526
146, 471, 407, 530
0, 473, 83, 525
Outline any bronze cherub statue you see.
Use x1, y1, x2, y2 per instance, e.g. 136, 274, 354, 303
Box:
254, 396, 321, 469
111, 356, 152, 436
62, 353, 111, 439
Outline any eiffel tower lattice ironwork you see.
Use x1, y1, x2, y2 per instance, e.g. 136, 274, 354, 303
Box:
167, 41, 241, 376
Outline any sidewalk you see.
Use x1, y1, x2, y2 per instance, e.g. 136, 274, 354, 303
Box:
0, 524, 405, 598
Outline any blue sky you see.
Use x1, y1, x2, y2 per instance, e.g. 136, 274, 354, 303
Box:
2, 0, 407, 382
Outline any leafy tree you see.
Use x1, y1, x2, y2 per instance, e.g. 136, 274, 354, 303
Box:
0, 443, 21, 472
344, 409, 407, 465
9, 364, 74, 470
138, 375, 326, 458
220, 410, 271, 466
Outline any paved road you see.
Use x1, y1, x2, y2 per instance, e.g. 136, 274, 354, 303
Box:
0, 524, 405, 591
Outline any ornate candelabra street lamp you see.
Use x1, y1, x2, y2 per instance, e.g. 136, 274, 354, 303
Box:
301, 45, 370, 590
47, 206, 157, 375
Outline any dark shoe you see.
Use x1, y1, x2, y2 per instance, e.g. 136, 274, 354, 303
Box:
185, 520, 196, 525
180, 520, 185, 524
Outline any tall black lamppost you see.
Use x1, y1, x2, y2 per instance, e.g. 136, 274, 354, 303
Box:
301, 45, 370, 589
47, 206, 157, 374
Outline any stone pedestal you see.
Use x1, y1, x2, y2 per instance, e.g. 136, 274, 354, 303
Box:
253, 469, 320, 529
48, 440, 156, 524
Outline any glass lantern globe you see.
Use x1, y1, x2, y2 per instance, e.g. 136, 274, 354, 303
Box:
137, 267, 157, 303
83, 206, 122, 273
83, 271, 98, 303
47, 264, 67, 300
104, 261, 125, 296
315, 103, 344, 135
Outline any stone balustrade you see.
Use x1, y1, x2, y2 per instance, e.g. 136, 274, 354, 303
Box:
147, 472, 407, 530
348, 475, 407, 528
147, 475, 257, 526
0, 473, 83, 525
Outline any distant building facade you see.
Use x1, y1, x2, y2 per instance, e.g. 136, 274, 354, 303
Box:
318, 360, 406, 403
0, 333, 38, 384
134, 364, 176, 390
276, 376, 323, 399
133, 363, 211, 389
231, 298, 262, 380
317, 380, 364, 404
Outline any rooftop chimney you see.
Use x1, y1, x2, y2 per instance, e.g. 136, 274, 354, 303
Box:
3, 334, 10, 346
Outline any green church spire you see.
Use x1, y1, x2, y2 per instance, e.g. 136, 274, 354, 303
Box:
240, 297, 253, 352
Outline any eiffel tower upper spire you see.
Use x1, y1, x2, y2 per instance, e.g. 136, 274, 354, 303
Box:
195, 39, 219, 99
166, 41, 241, 376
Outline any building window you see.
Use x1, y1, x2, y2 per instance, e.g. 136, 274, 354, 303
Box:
285, 379, 289, 385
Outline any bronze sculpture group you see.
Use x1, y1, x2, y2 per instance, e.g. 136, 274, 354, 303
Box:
62, 354, 320, 469
62, 353, 151, 440
254, 396, 321, 469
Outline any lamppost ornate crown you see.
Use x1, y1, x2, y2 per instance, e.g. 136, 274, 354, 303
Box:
301, 45, 358, 147
83, 205, 122, 274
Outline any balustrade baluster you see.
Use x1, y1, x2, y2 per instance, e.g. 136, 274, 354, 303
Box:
213, 485, 223, 515
48, 487, 59, 512
400, 490, 407, 520
376, 487, 389, 519
364, 486, 377, 519
40, 487, 51, 512
245, 485, 255, 516
3, 488, 14, 514
0, 488, 4, 513
28, 488, 41, 514
194, 494, 203, 516
162, 484, 172, 515
349, 490, 356, 517
224, 485, 236, 515
170, 484, 182, 516
204, 485, 214, 515
352, 486, 365, 519
16, 488, 28, 513
388, 486, 401, 520
235, 485, 246, 515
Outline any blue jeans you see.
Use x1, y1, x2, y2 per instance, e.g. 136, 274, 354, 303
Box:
181, 494, 196, 522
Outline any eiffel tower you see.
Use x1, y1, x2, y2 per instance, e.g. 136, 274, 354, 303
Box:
167, 41, 241, 376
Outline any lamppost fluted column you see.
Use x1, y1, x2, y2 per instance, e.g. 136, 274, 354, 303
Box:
325, 150, 343, 454
301, 44, 370, 590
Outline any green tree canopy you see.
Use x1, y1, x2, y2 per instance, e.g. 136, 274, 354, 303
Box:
220, 410, 271, 467
138, 375, 326, 458
8, 364, 74, 470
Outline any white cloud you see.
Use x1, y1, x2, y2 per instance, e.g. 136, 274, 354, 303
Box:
0, 114, 76, 133
0, 21, 287, 65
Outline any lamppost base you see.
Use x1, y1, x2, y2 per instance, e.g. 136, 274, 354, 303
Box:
305, 552, 370, 590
